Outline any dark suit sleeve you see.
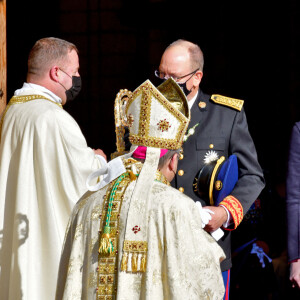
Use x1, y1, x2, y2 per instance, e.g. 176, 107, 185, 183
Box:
286, 122, 300, 262
223, 108, 265, 221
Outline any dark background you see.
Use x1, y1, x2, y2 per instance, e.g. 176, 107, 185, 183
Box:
6, 0, 300, 298
7, 0, 300, 187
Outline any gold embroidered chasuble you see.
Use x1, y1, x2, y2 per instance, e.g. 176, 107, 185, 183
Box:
56, 159, 225, 300
0, 83, 102, 300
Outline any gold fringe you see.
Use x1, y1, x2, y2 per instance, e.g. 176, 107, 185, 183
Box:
128, 170, 137, 181
99, 233, 114, 254
121, 252, 128, 271
140, 253, 147, 272
131, 252, 138, 272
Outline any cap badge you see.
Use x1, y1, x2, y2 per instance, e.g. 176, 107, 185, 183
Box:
215, 180, 223, 191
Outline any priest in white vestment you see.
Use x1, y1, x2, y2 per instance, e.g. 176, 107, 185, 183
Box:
0, 38, 112, 300
56, 78, 225, 300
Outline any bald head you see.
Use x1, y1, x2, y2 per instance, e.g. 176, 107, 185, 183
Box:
166, 39, 204, 72
159, 39, 204, 100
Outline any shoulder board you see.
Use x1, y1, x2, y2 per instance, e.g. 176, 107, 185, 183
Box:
210, 94, 244, 111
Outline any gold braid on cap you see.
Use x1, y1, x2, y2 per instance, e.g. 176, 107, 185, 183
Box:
209, 156, 225, 205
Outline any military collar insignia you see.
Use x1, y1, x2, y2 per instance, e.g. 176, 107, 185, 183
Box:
198, 101, 206, 109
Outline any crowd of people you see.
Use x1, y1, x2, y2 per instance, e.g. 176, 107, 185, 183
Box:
0, 37, 299, 300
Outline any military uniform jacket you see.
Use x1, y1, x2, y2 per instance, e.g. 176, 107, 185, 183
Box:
172, 89, 265, 271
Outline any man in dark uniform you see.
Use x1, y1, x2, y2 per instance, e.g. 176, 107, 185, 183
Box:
155, 39, 265, 299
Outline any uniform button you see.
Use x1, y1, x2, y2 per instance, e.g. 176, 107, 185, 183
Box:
179, 153, 184, 160
178, 170, 184, 176
209, 144, 214, 149
179, 187, 184, 193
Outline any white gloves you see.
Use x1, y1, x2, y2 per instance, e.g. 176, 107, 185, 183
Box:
195, 201, 224, 241
195, 201, 212, 228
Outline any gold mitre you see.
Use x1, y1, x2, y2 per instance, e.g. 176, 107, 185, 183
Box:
125, 78, 190, 150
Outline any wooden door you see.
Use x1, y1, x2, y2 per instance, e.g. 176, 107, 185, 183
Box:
0, 0, 6, 114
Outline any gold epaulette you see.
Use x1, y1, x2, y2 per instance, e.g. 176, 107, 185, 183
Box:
211, 94, 244, 111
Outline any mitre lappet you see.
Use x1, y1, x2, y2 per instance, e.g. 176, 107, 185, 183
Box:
120, 78, 190, 271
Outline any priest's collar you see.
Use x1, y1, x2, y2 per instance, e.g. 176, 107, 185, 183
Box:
14, 82, 62, 105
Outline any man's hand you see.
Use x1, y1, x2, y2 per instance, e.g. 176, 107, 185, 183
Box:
93, 148, 107, 161
195, 201, 212, 228
290, 260, 300, 288
203, 206, 227, 232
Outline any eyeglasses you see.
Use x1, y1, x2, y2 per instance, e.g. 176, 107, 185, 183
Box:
154, 68, 199, 82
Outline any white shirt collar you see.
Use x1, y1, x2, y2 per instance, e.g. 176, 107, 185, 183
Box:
188, 91, 198, 109
14, 82, 62, 104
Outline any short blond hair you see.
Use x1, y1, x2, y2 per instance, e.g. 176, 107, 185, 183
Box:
27, 37, 78, 77
167, 39, 204, 71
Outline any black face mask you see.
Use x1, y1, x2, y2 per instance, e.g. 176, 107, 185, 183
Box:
59, 68, 82, 102
65, 75, 82, 102
177, 81, 192, 97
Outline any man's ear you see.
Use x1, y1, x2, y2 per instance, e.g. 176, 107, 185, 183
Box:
50, 66, 60, 82
169, 153, 178, 173
193, 70, 203, 86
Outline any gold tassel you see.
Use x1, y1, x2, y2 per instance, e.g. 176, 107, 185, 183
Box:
121, 252, 128, 271
128, 170, 137, 181
131, 252, 138, 272
99, 233, 114, 254
140, 253, 147, 272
